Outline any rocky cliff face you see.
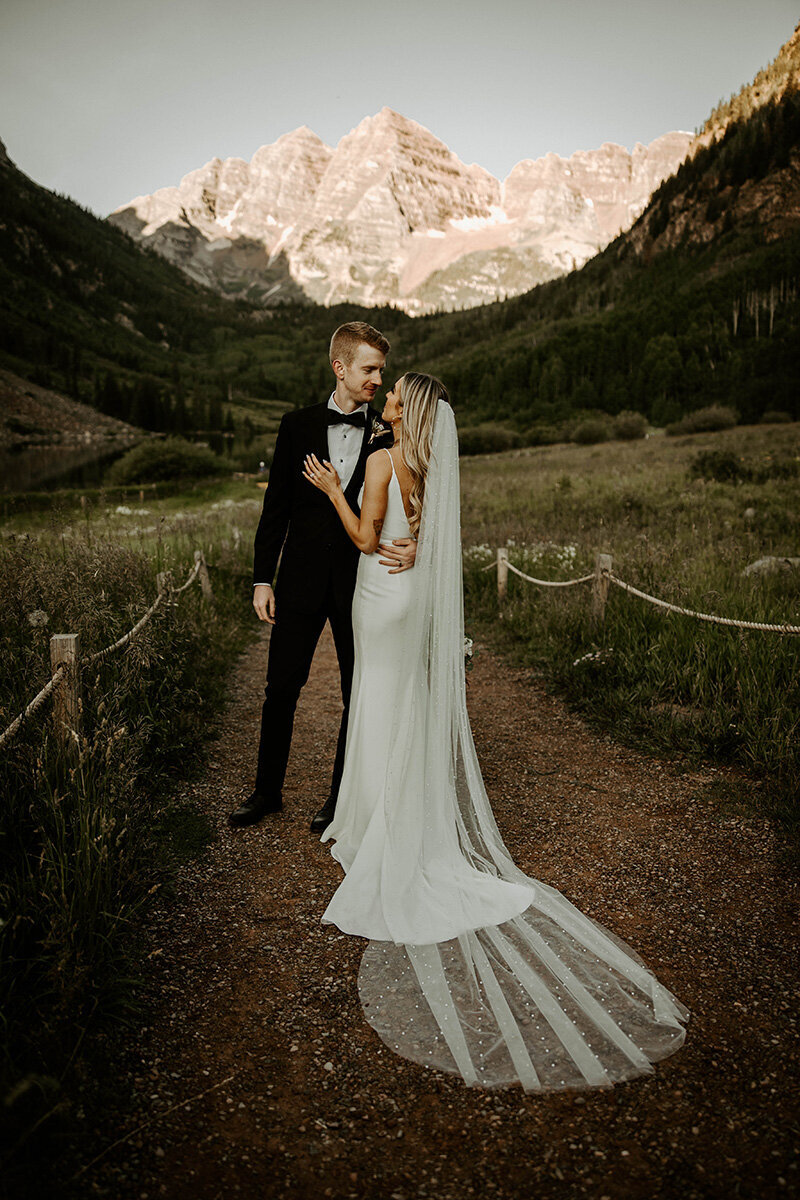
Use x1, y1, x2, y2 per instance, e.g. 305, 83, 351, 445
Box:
288, 108, 502, 307
109, 108, 692, 313
504, 133, 693, 240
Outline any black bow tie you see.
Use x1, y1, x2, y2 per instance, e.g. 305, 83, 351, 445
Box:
326, 410, 367, 428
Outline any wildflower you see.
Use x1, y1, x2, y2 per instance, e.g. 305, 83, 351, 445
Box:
572, 648, 611, 668
27, 609, 49, 628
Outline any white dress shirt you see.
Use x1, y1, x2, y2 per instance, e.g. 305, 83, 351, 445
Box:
326, 392, 369, 492
254, 393, 369, 587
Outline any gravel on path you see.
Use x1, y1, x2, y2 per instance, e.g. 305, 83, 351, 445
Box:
77, 626, 799, 1200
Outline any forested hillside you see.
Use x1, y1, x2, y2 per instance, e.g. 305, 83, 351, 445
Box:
0, 143, 409, 434
402, 88, 800, 432
700, 20, 800, 141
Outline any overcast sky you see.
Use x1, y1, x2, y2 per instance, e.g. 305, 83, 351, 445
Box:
1, 0, 796, 217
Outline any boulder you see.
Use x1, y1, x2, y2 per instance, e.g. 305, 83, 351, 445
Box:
743, 556, 800, 576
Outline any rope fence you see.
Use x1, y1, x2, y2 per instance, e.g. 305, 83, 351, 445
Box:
83, 590, 168, 668
605, 571, 800, 634
0, 550, 213, 753
0, 666, 67, 751
5, 540, 793, 754
481, 547, 800, 635
506, 562, 595, 589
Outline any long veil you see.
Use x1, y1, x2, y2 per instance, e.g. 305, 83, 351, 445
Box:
356, 400, 688, 1090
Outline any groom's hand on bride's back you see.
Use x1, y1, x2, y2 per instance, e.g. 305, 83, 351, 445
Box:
253, 584, 276, 625
378, 538, 417, 573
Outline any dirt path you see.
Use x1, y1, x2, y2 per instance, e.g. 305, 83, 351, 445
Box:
76, 627, 799, 1200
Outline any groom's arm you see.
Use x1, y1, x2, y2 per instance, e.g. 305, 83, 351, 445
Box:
253, 414, 293, 590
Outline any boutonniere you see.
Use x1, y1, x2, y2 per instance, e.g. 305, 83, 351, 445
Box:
368, 415, 389, 445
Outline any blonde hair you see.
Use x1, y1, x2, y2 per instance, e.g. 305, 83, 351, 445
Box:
329, 321, 390, 366
397, 372, 450, 538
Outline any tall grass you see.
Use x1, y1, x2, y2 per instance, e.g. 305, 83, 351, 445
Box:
461, 423, 800, 825
0, 499, 256, 1193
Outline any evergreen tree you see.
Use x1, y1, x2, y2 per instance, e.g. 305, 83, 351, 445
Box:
208, 395, 224, 431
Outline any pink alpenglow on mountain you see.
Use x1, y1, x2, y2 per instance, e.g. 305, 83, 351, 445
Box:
109, 109, 693, 313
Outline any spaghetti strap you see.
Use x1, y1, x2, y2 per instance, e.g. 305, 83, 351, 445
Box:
382, 448, 413, 523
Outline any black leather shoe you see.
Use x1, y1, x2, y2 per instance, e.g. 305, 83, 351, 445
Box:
228, 791, 282, 828
310, 796, 336, 834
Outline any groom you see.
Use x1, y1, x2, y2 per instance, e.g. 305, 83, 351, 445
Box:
230, 321, 417, 832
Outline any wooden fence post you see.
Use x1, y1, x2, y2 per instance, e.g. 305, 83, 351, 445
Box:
50, 633, 81, 747
195, 550, 215, 604
156, 569, 173, 596
592, 553, 612, 622
497, 547, 509, 605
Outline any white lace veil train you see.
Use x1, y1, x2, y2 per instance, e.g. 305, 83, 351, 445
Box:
356, 399, 688, 1090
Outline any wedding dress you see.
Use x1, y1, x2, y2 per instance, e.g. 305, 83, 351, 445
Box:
322, 420, 687, 1091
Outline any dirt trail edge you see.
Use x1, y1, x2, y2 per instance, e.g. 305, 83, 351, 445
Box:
78, 627, 799, 1200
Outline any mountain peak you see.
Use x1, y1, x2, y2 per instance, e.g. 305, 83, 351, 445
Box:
275, 124, 330, 150
349, 106, 438, 145
373, 105, 410, 124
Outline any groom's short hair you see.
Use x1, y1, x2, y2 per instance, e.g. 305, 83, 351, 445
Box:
329, 321, 390, 366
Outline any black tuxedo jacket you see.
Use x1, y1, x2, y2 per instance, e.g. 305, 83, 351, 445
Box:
253, 401, 392, 612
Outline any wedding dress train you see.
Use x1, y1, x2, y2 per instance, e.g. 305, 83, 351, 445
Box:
322, 431, 687, 1091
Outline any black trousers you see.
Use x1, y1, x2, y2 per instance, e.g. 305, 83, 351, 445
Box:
255, 580, 355, 806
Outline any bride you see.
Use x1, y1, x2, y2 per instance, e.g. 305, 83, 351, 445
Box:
302, 373, 687, 1092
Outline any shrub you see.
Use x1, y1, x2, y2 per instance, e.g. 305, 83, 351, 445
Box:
458, 425, 521, 456
690, 449, 799, 485
613, 410, 648, 440
666, 404, 739, 435
105, 437, 229, 485
762, 410, 793, 424
571, 417, 611, 445
689, 449, 750, 483
752, 457, 800, 483
523, 424, 563, 447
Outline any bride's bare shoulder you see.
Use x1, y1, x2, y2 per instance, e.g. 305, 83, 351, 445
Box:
388, 447, 414, 489
365, 448, 393, 479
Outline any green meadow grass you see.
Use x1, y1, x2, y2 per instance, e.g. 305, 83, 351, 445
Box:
0, 491, 258, 1191
461, 423, 800, 827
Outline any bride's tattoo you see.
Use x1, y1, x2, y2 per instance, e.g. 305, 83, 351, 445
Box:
373, 519, 384, 538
